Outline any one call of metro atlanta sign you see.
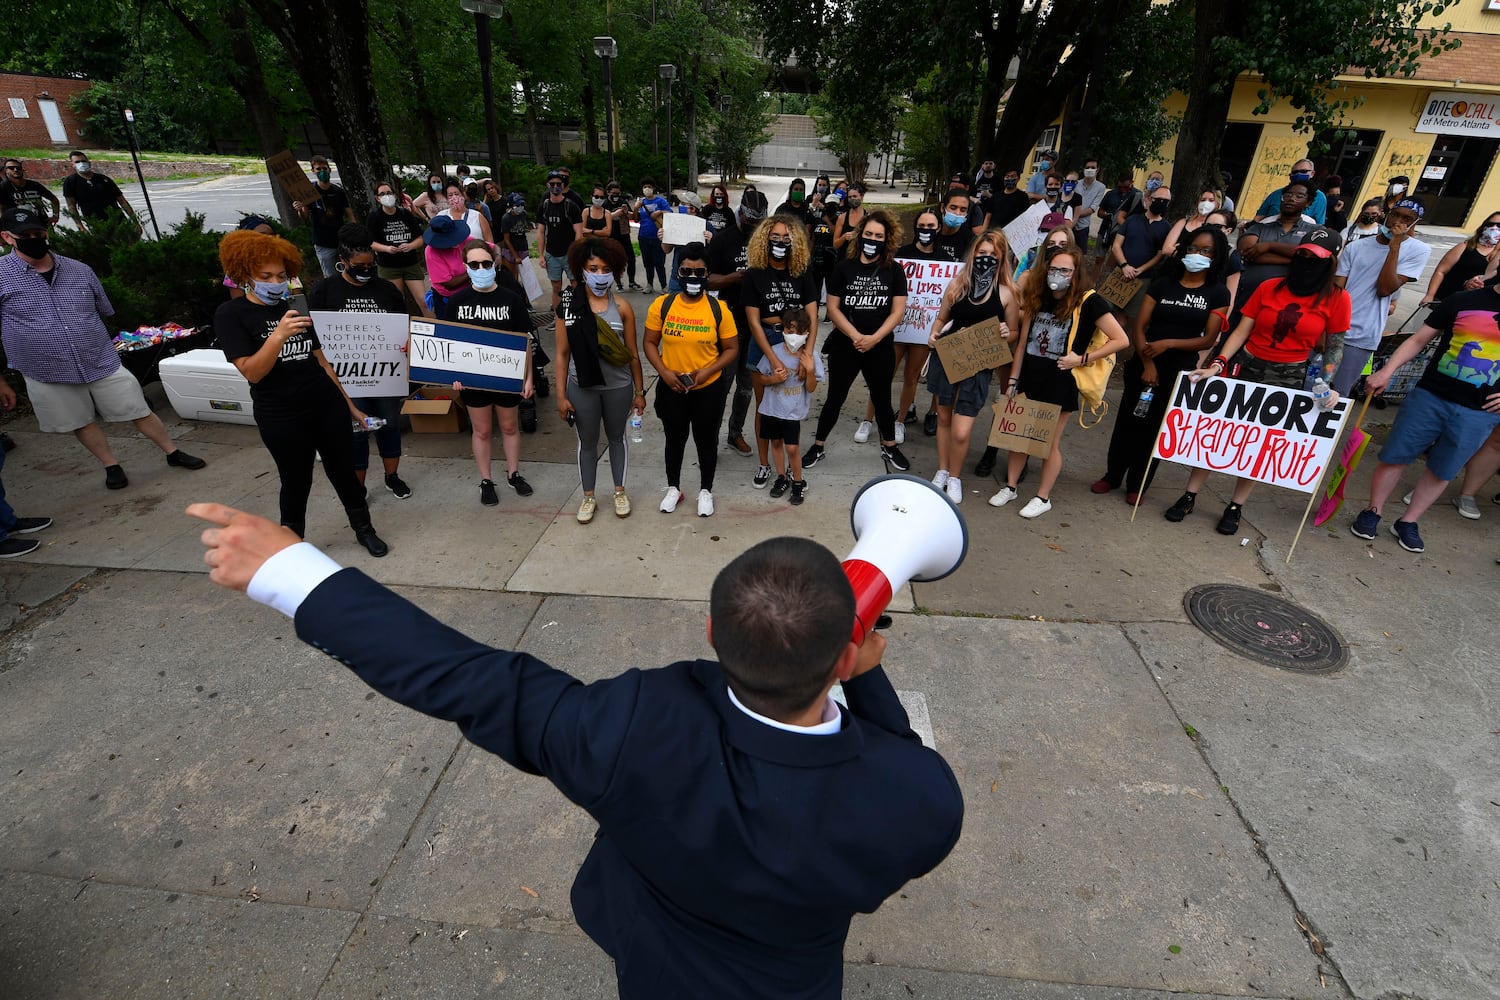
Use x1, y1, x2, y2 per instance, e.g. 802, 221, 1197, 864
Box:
1416, 92, 1500, 136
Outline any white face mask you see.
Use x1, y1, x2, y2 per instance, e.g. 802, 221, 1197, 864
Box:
584, 271, 614, 294
1197, 199, 1216, 216
1083, 168, 1097, 179
74, 160, 90, 174
379, 194, 397, 208
1390, 183, 1406, 195
782, 332, 808, 352
642, 187, 654, 197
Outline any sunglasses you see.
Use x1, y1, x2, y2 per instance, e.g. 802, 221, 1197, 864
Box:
678, 268, 708, 278
5, 166, 21, 172
548, 184, 563, 190
465, 258, 496, 269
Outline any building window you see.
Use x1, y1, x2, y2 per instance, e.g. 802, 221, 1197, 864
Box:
7, 97, 28, 118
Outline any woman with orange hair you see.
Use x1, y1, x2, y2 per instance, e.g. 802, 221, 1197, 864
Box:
214, 229, 389, 556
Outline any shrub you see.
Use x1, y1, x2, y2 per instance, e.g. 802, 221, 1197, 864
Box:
97, 210, 226, 332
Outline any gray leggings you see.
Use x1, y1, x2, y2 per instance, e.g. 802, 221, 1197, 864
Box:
569, 379, 634, 492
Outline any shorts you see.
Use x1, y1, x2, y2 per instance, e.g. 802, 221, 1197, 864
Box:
746, 326, 785, 369
1233, 351, 1307, 390
926, 351, 993, 418
758, 413, 801, 445
378, 261, 427, 282
25, 367, 151, 433
544, 252, 568, 282
1378, 385, 1500, 481
460, 387, 523, 409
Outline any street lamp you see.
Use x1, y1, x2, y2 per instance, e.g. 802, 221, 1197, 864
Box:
593, 36, 618, 182
659, 64, 676, 190
460, 0, 505, 190
120, 109, 160, 239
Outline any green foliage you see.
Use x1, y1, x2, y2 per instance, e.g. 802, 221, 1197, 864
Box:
706, 86, 777, 182
61, 211, 228, 333
561, 148, 679, 191
1083, 2, 1192, 176
899, 94, 946, 192
47, 215, 143, 278
778, 93, 811, 116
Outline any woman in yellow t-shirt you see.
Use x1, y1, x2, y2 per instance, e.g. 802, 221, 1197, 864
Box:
643, 242, 740, 516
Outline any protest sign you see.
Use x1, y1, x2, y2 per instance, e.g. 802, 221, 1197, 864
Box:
1151, 373, 1350, 493
265, 150, 320, 206
894, 257, 963, 345
408, 318, 529, 393
933, 317, 1014, 382
1002, 201, 1050, 259
519, 256, 545, 302
987, 394, 1061, 458
311, 311, 409, 397
1096, 267, 1144, 309
662, 212, 706, 247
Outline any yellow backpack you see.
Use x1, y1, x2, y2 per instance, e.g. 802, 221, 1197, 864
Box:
1068, 289, 1115, 428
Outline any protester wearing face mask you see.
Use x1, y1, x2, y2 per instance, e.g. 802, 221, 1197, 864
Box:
1109, 184, 1173, 319
0, 158, 61, 223
62, 150, 140, 232
708, 190, 771, 456
1071, 159, 1106, 251
636, 177, 672, 293
1013, 216, 1074, 281
601, 180, 640, 290
422, 212, 472, 320
308, 224, 414, 500
292, 155, 357, 279
582, 183, 614, 239
1232, 180, 1315, 325
213, 227, 384, 554
1331, 199, 1431, 396
1423, 211, 1500, 306
1164, 189, 1222, 257
1047, 172, 1083, 225
935, 188, 976, 263
1027, 150, 1058, 201
703, 184, 737, 236
872, 210, 943, 434
775, 178, 817, 229
644, 244, 741, 516
926, 231, 1023, 505
833, 182, 869, 252
743, 216, 819, 484
1164, 228, 1351, 535
365, 179, 432, 317
991, 168, 1031, 227
1321, 176, 1348, 233
1254, 159, 1327, 225
1342, 199, 1384, 245
991, 243, 1128, 519
413, 172, 448, 222
1381, 176, 1410, 217
807, 211, 911, 473
539, 170, 583, 308
1094, 227, 1230, 504
1204, 209, 1244, 303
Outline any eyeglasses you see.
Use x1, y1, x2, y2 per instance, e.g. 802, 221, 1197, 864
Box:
4, 166, 20, 172
1045, 267, 1075, 278
678, 267, 707, 278
768, 238, 792, 246
465, 259, 496, 269
547, 184, 563, 191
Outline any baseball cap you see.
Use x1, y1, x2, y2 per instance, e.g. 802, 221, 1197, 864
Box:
1, 206, 47, 234
1296, 227, 1342, 258
678, 190, 703, 210
1040, 212, 1068, 232
1392, 197, 1426, 219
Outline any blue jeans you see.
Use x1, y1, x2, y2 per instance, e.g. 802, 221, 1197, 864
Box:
353, 395, 405, 470
0, 441, 15, 542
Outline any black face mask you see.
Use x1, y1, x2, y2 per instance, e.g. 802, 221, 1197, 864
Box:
1003, 178, 1017, 189
1285, 256, 1330, 296
14, 235, 48, 258
970, 254, 999, 299
769, 241, 791, 261
349, 265, 376, 283
915, 229, 936, 245
681, 277, 706, 297
860, 238, 882, 258
1150, 197, 1171, 215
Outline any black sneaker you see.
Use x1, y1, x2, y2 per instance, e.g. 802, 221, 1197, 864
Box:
769, 475, 790, 498
923, 411, 938, 436
974, 447, 997, 478
479, 478, 499, 505
166, 449, 206, 470
1164, 492, 1195, 523
508, 471, 534, 497
0, 537, 40, 558
0, 432, 16, 452
355, 527, 389, 557
753, 464, 771, 488
1215, 502, 1242, 536
880, 444, 911, 472
790, 480, 807, 505
385, 474, 412, 499
12, 516, 52, 534
903, 405, 917, 425
104, 464, 128, 490
803, 444, 826, 468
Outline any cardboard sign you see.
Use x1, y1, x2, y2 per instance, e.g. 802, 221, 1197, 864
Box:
311, 311, 410, 398
408, 318, 529, 393
987, 394, 1061, 458
1002, 201, 1050, 261
662, 211, 706, 247
1096, 268, 1143, 309
265, 150, 320, 206
933, 317, 1014, 382
894, 257, 963, 345
1151, 373, 1351, 493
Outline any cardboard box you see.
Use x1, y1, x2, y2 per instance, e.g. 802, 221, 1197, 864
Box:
402, 386, 467, 433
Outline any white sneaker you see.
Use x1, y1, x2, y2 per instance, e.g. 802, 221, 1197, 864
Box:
945, 477, 963, 504
1019, 496, 1052, 519
660, 486, 683, 512
853, 420, 873, 443
893, 422, 905, 444
697, 488, 715, 517
932, 469, 950, 488
988, 485, 1018, 507
1402, 490, 1413, 506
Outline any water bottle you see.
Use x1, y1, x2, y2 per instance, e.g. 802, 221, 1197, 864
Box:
1133, 385, 1154, 418
1311, 378, 1334, 410
628, 412, 644, 443
352, 416, 387, 431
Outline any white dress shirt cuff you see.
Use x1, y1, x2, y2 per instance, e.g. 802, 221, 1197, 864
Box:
246, 542, 344, 619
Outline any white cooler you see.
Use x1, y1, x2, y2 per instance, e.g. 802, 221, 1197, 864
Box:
158, 349, 257, 425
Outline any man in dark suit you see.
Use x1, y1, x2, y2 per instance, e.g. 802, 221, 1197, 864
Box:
189, 502, 964, 999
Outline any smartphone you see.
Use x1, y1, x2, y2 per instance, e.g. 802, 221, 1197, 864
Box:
285, 293, 309, 316
678, 372, 696, 389
565, 410, 576, 426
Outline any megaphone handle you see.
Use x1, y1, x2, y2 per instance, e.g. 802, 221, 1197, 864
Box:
843, 558, 893, 645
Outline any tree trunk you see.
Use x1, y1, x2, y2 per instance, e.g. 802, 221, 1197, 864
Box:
1166, 5, 1246, 218
391, 5, 444, 176
580, 55, 599, 157
686, 54, 701, 192
973, 0, 1025, 162
991, 39, 1089, 171
243, 0, 391, 216
521, 77, 546, 165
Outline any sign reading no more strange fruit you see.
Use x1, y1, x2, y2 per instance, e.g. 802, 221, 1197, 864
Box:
1151, 372, 1350, 493
408, 318, 529, 393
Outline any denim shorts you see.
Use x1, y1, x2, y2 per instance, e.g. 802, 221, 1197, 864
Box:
544, 252, 568, 282
926, 351, 993, 418
1379, 385, 1500, 480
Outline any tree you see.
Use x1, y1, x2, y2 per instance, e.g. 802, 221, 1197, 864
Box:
707, 83, 775, 182
1169, 0, 1460, 216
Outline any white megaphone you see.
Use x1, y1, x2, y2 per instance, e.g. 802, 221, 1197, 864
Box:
844, 474, 969, 644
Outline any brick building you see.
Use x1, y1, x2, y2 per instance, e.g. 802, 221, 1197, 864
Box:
0, 73, 91, 151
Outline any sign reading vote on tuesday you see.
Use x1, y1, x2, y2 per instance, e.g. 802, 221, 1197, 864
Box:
408, 318, 529, 393
311, 311, 409, 398
1152, 373, 1350, 493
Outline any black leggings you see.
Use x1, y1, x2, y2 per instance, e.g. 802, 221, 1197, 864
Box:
655, 376, 729, 491
256, 393, 373, 538
815, 334, 896, 443
612, 231, 637, 283
1103, 356, 1189, 494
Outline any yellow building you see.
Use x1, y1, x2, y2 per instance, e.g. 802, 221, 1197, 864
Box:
1145, 4, 1500, 231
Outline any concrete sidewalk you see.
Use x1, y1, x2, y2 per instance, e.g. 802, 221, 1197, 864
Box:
1, 347, 1497, 999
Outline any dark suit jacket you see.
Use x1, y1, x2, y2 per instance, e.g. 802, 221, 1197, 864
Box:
297, 569, 964, 999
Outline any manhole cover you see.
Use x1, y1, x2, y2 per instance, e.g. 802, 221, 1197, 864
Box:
1183, 584, 1348, 674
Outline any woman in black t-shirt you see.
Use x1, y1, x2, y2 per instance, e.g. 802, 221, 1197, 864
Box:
366, 178, 432, 317
742, 215, 819, 480
774, 177, 816, 229
991, 243, 1128, 519
807, 210, 911, 473
213, 229, 388, 556
866, 208, 943, 432
1095, 226, 1230, 502
702, 184, 737, 236
309, 223, 415, 502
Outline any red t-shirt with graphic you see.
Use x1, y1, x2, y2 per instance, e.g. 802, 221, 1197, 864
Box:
1240, 280, 1352, 363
